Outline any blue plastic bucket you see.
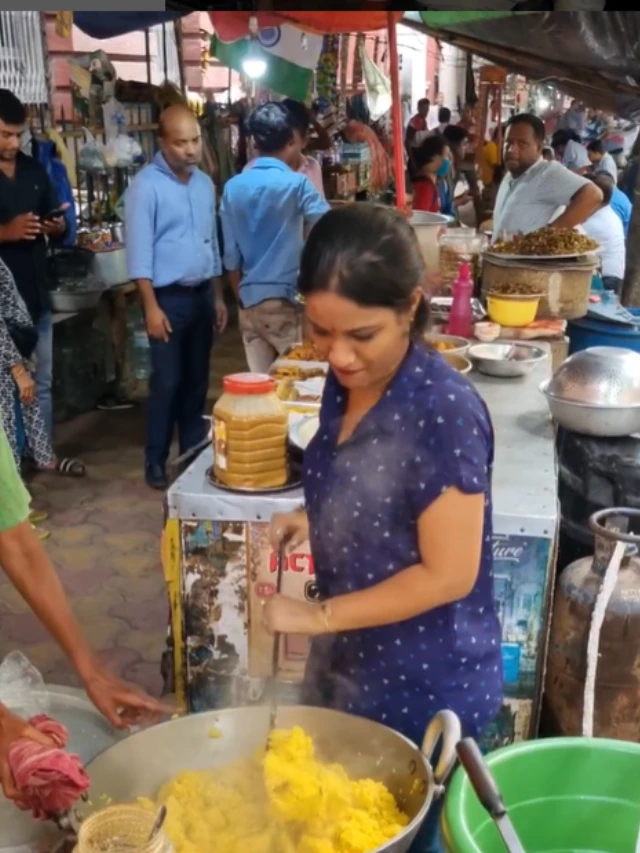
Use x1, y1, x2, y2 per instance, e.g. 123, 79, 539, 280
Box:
568, 308, 640, 355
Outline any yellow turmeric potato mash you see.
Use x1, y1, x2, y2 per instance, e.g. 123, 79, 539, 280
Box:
141, 726, 409, 853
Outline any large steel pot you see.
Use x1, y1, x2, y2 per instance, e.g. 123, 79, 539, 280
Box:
80, 706, 461, 853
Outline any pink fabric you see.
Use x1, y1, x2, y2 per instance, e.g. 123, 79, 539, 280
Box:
244, 155, 326, 197
7, 714, 90, 819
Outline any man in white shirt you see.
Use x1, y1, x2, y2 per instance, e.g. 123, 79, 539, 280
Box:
551, 129, 591, 173
586, 139, 618, 182
582, 173, 626, 295
492, 113, 602, 239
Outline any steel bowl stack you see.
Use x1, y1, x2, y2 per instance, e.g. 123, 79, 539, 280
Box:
540, 346, 640, 437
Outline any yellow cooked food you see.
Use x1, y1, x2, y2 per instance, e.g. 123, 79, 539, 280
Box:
141, 727, 409, 853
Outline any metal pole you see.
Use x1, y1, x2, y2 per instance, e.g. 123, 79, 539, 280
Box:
162, 22, 169, 82
144, 29, 152, 84
387, 12, 406, 209
174, 19, 186, 93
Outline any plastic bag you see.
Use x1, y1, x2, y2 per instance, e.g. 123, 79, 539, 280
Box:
104, 133, 144, 169
0, 651, 50, 719
78, 129, 106, 172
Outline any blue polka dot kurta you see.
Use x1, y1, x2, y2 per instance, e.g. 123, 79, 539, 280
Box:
301, 343, 503, 746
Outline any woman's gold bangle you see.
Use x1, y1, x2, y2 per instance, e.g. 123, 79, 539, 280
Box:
319, 602, 333, 633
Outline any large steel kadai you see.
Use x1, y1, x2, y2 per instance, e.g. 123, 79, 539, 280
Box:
79, 706, 461, 853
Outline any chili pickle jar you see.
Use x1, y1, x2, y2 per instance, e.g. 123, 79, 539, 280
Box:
213, 373, 289, 490
75, 805, 173, 853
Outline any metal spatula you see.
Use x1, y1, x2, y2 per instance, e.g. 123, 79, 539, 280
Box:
456, 738, 527, 853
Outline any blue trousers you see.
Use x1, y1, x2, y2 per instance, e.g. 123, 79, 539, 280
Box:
146, 283, 214, 468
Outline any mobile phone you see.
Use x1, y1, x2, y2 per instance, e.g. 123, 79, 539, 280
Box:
44, 207, 66, 220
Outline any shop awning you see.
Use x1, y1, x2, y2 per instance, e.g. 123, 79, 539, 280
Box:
72, 11, 184, 40
209, 12, 403, 39
71, 10, 404, 41
405, 10, 640, 119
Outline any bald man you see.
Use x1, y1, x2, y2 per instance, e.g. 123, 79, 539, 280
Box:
125, 105, 227, 490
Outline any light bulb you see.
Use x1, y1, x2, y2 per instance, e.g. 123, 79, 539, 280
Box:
242, 39, 266, 80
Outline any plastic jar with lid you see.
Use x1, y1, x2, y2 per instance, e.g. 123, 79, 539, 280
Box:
75, 805, 173, 853
212, 373, 289, 490
439, 229, 485, 294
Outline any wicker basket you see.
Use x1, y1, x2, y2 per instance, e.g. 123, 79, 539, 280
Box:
481, 255, 597, 320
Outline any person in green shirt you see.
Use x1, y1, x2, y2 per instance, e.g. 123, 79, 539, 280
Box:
0, 419, 171, 800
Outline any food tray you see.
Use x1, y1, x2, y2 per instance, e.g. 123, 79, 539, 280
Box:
206, 467, 301, 494
430, 297, 485, 322
271, 358, 328, 378
484, 250, 598, 262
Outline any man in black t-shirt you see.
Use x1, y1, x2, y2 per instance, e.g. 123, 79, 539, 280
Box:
0, 89, 66, 441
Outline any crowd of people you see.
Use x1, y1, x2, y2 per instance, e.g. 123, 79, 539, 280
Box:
406, 94, 633, 297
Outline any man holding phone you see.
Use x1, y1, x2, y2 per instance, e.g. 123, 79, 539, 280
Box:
0, 89, 67, 444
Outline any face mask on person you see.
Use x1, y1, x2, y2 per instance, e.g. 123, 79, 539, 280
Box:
436, 158, 451, 178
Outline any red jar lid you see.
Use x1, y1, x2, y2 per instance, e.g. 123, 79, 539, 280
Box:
222, 373, 276, 395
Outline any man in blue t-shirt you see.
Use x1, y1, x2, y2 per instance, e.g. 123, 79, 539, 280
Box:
612, 186, 632, 236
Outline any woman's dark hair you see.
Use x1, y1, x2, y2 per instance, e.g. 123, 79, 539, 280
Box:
298, 204, 429, 337
438, 106, 451, 124
281, 98, 311, 136
507, 112, 545, 142
0, 88, 26, 125
414, 134, 448, 172
442, 124, 469, 148
248, 102, 294, 154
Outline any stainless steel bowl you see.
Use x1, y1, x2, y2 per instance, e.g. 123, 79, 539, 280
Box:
80, 707, 461, 853
547, 347, 640, 406
540, 379, 640, 437
424, 333, 470, 357
50, 290, 103, 312
468, 342, 547, 378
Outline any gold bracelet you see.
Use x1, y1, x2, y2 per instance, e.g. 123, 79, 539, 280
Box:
319, 602, 333, 633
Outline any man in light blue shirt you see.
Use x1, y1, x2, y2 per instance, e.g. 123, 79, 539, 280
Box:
125, 105, 226, 489
220, 102, 329, 372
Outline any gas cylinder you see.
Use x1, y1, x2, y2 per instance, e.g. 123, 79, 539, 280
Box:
545, 507, 640, 740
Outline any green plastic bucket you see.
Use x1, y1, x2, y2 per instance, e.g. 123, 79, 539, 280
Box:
442, 737, 640, 853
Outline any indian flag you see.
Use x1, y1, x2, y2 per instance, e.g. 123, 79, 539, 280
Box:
211, 24, 323, 102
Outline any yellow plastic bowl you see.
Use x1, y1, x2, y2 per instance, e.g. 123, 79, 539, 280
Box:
486, 293, 541, 328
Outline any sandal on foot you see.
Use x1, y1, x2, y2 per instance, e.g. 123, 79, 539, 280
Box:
29, 510, 49, 524
55, 458, 86, 477
31, 523, 51, 541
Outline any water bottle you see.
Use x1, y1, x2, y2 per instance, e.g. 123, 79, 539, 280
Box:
447, 261, 473, 338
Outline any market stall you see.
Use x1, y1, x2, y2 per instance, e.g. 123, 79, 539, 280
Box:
164, 349, 558, 747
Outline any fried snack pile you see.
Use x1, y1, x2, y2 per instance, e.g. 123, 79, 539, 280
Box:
492, 227, 598, 256
141, 726, 409, 853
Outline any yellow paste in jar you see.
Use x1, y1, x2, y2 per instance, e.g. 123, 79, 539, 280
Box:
140, 727, 409, 853
213, 374, 288, 490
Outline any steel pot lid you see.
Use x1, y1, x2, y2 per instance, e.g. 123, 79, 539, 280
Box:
547, 347, 640, 407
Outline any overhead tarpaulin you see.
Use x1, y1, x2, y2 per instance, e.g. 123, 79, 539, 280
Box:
410, 11, 640, 120
72, 11, 184, 40
208, 11, 403, 39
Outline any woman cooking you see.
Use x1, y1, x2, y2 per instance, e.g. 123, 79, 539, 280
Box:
265, 204, 503, 852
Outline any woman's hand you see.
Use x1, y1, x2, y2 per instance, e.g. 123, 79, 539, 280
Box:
262, 594, 325, 636
269, 510, 309, 553
0, 704, 54, 800
11, 365, 35, 404
79, 663, 175, 730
